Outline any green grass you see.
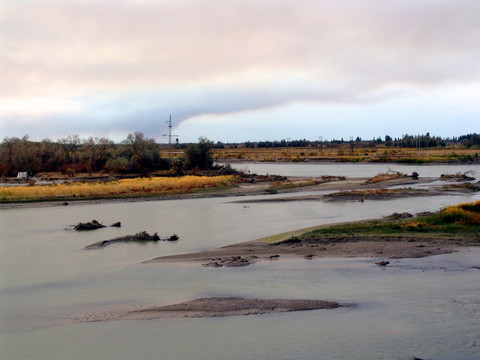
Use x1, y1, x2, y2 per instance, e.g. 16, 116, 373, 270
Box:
286, 200, 480, 242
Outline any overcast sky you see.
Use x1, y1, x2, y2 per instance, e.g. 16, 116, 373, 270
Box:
1, 0, 479, 143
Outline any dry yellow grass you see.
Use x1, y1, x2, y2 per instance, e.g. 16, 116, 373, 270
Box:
0, 175, 235, 202
366, 171, 405, 184
206, 146, 478, 163
438, 201, 480, 225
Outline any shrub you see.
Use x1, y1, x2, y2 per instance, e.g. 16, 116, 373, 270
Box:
456, 200, 480, 213
184, 137, 214, 170
366, 171, 404, 183
435, 201, 480, 225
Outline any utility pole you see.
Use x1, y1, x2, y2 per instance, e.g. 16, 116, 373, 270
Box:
162, 115, 178, 145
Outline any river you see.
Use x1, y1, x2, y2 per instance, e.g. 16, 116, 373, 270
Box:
1, 163, 479, 360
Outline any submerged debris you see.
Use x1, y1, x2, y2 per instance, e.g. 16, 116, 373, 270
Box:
132, 231, 160, 241
203, 255, 258, 267
74, 220, 106, 231
84, 231, 179, 249
440, 171, 475, 181
73, 219, 123, 230
168, 233, 179, 241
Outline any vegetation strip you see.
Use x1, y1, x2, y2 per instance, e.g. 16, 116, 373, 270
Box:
290, 200, 480, 240
0, 175, 234, 202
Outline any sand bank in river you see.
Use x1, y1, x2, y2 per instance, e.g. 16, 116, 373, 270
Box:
145, 233, 472, 268
76, 297, 342, 322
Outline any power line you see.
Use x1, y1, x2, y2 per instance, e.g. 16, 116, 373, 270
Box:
162, 115, 178, 144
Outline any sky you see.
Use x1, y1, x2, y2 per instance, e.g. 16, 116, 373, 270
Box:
1, 0, 479, 144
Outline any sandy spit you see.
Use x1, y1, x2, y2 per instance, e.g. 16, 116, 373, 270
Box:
76, 297, 343, 322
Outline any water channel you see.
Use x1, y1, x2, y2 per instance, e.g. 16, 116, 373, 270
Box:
1, 163, 479, 360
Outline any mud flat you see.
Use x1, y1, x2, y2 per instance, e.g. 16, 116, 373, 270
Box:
146, 205, 480, 267
145, 235, 464, 267
77, 297, 342, 322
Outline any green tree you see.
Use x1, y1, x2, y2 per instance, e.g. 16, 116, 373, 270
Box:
6, 135, 42, 174
0, 137, 17, 175
122, 132, 167, 174
184, 137, 214, 170
80, 137, 114, 172
105, 157, 129, 173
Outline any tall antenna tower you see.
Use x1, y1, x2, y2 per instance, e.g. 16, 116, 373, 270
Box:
162, 115, 178, 144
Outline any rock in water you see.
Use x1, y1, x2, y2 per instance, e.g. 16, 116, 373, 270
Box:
167, 234, 179, 241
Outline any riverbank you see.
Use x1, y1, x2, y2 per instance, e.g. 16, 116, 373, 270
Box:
1, 173, 474, 209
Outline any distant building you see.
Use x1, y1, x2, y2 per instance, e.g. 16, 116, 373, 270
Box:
17, 172, 28, 179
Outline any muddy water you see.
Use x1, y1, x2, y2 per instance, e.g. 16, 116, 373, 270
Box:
1, 164, 479, 360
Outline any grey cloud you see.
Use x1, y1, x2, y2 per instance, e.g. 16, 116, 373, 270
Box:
4, 0, 480, 89
1, 0, 480, 140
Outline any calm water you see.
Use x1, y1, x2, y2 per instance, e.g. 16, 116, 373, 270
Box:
1, 164, 479, 360
229, 162, 480, 179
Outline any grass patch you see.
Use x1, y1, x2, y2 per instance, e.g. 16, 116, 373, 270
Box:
366, 171, 405, 183
287, 200, 480, 242
325, 187, 426, 200
269, 176, 345, 191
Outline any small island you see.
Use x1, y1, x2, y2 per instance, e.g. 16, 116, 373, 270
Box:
77, 297, 343, 322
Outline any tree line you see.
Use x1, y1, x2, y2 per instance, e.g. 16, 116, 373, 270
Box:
236, 133, 480, 149
1, 132, 478, 176
0, 133, 214, 177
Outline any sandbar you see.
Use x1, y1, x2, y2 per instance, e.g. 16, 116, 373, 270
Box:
77, 297, 342, 322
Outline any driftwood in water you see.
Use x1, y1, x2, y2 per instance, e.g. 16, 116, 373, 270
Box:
440, 171, 475, 181
85, 231, 179, 249
74, 220, 106, 231
73, 220, 121, 230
